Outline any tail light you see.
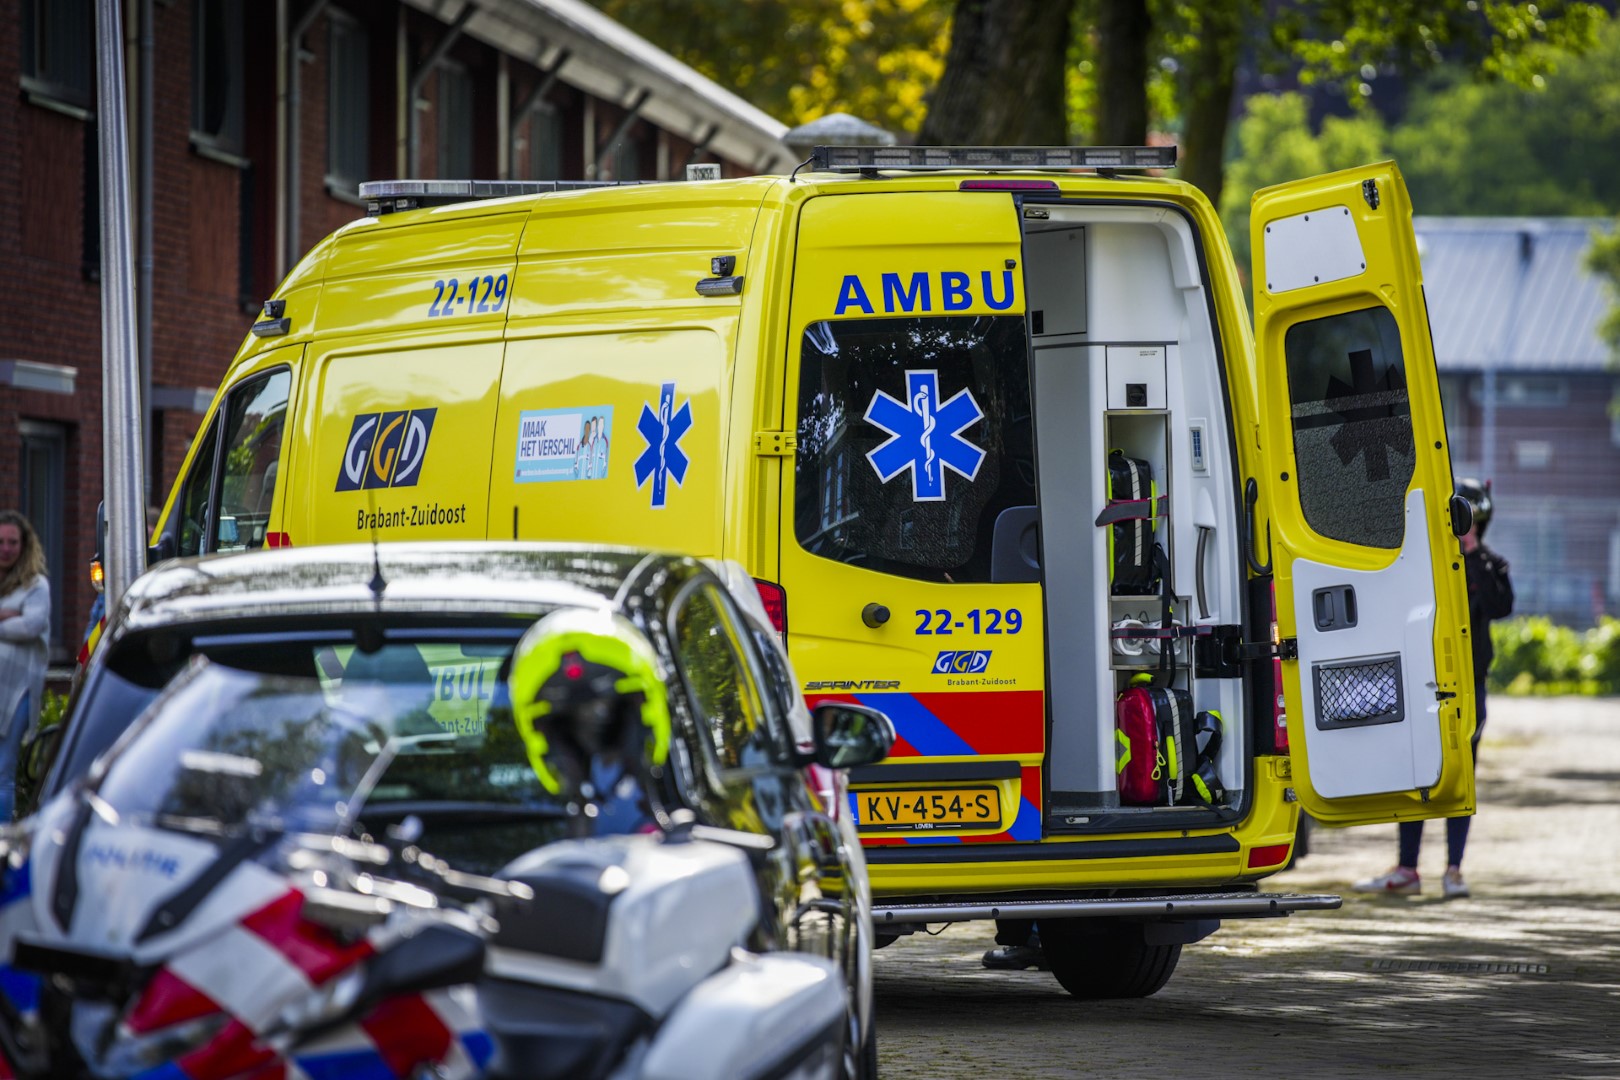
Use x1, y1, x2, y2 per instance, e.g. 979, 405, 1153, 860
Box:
754, 579, 787, 634
1247, 843, 1292, 871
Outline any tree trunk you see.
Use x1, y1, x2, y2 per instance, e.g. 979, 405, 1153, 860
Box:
1093, 0, 1150, 145
918, 0, 1074, 144
1178, 5, 1244, 206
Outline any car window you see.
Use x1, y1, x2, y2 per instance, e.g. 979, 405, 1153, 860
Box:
174, 417, 220, 558
670, 583, 776, 771
214, 370, 291, 553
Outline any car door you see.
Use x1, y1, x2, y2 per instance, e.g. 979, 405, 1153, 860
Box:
667, 576, 847, 962
1250, 162, 1474, 826
155, 349, 299, 560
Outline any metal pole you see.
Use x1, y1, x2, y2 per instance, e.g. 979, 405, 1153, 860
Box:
137, 0, 153, 505
95, 0, 148, 610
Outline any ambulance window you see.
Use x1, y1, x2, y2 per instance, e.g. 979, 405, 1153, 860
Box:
795, 316, 1033, 583
174, 417, 220, 558
213, 369, 290, 553
1284, 306, 1414, 550
671, 584, 775, 772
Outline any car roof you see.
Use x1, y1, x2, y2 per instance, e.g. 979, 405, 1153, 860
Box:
110, 542, 692, 635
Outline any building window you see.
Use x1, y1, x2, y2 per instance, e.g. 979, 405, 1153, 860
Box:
610, 133, 640, 181
529, 104, 561, 180
437, 62, 474, 178
18, 422, 68, 654
1471, 375, 1568, 408
192, 0, 245, 158
1514, 440, 1553, 470
327, 13, 370, 193
22, 0, 93, 112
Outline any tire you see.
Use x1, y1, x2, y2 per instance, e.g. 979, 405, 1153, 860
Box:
1040, 921, 1182, 999
843, 1007, 878, 1080
860, 1015, 878, 1079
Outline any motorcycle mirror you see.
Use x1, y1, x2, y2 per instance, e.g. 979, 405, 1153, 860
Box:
354, 923, 487, 1014
804, 702, 895, 770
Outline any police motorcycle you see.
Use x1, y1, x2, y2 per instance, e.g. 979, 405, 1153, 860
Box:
0, 606, 888, 1079
0, 658, 506, 1079
471, 608, 880, 1080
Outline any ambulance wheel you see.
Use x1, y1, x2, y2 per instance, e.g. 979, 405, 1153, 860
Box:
1040, 921, 1182, 999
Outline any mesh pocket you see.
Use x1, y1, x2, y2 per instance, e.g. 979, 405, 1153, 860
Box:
1313, 655, 1403, 727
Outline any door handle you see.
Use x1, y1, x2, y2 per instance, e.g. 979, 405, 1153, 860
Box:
1312, 585, 1358, 631
1195, 525, 1213, 619
1244, 478, 1272, 576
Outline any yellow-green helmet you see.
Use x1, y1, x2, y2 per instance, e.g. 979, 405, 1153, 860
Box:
507, 608, 672, 796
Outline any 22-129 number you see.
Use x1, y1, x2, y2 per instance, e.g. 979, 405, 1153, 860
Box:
914, 608, 1022, 635
427, 272, 510, 318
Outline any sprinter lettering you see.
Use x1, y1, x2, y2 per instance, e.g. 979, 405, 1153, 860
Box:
833, 270, 1018, 315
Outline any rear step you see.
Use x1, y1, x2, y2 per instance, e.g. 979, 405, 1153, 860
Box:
872, 891, 1342, 926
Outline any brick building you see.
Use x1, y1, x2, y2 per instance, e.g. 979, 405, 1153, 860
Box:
1417, 217, 1620, 626
1, 0, 790, 660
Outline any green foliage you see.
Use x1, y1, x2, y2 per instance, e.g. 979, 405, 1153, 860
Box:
585, 0, 950, 133
1489, 616, 1620, 695
1589, 225, 1620, 361
1221, 18, 1620, 273
1218, 93, 1388, 273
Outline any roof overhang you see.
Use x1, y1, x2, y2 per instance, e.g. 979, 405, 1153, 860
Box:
400, 0, 793, 174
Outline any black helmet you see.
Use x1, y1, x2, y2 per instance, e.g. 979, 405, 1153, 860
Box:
1455, 478, 1493, 537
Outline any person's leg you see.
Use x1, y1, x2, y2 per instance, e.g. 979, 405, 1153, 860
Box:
1398, 820, 1422, 869
0, 694, 31, 823
1355, 822, 1423, 893
983, 919, 1047, 970
994, 919, 1034, 947
1444, 695, 1486, 897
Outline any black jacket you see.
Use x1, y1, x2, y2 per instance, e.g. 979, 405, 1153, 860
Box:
1465, 543, 1513, 676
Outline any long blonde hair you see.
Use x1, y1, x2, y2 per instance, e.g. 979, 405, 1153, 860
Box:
0, 510, 46, 597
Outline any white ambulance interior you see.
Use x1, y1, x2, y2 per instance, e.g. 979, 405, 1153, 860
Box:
1019, 205, 1247, 823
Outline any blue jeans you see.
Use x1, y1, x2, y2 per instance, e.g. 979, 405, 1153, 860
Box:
0, 693, 30, 823
1398, 686, 1485, 870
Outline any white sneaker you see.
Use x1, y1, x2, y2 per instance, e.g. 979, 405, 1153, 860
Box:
1351, 866, 1421, 895
1442, 868, 1470, 899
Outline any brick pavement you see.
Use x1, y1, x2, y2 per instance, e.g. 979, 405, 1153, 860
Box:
873, 696, 1620, 1079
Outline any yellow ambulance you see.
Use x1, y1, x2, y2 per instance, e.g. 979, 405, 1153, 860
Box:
152, 146, 1475, 997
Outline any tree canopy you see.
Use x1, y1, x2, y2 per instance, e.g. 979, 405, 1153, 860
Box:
585, 0, 950, 135
1220, 19, 1620, 282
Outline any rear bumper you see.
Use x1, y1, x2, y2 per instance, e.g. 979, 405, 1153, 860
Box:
871, 890, 1341, 926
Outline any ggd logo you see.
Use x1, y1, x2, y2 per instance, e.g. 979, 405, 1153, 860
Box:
933, 650, 991, 675
336, 409, 437, 491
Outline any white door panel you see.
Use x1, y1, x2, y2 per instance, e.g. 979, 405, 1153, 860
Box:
1294, 488, 1439, 798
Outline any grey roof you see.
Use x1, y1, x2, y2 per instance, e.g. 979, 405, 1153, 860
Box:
401, 0, 791, 172
1413, 217, 1616, 372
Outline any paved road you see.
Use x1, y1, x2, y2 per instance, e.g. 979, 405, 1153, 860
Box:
872, 697, 1620, 1078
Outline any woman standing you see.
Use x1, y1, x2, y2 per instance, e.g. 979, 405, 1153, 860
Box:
0, 511, 50, 821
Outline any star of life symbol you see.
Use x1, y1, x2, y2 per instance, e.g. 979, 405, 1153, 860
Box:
634, 381, 692, 508
864, 370, 986, 501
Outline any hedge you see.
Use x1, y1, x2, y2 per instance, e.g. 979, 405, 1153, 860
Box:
1489, 616, 1620, 696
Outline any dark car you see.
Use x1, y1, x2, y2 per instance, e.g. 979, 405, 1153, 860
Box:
34, 542, 888, 1075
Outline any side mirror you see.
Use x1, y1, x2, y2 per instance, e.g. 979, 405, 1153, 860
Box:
1449, 494, 1474, 538
806, 702, 894, 770
355, 923, 486, 1010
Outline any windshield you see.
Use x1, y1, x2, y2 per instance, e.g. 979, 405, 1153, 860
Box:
92, 658, 569, 873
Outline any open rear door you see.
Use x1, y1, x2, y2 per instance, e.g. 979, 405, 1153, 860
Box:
1250, 162, 1474, 826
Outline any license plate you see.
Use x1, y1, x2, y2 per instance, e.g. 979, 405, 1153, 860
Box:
856, 787, 1001, 831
